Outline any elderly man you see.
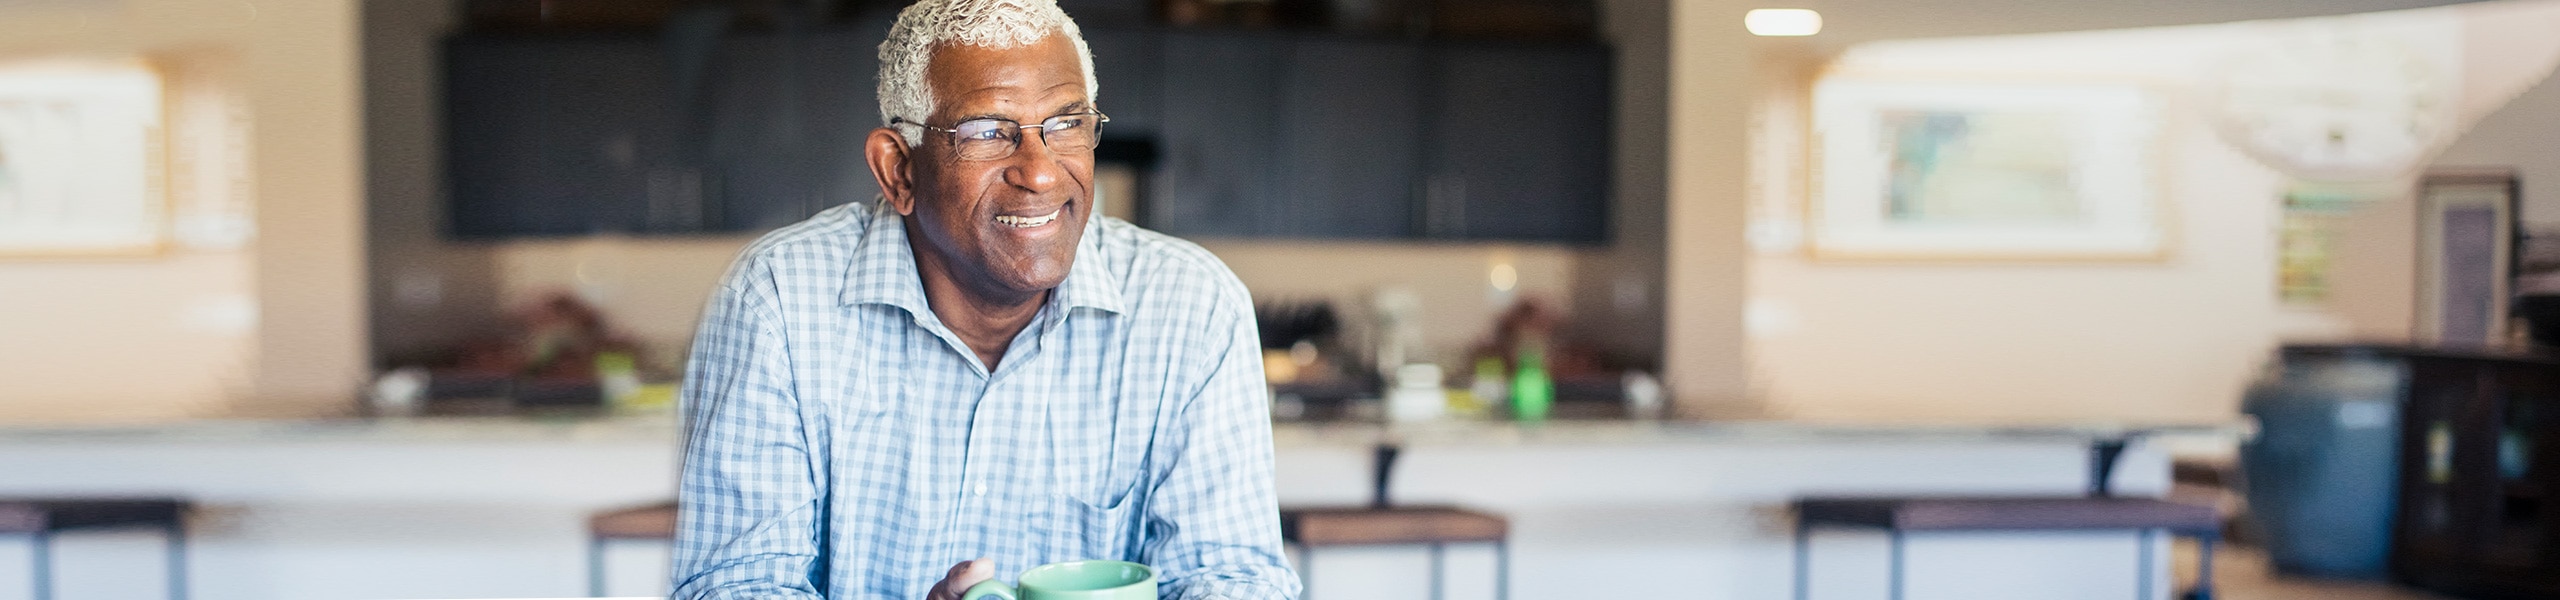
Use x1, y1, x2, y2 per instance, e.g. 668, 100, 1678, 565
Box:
671, 0, 1297, 599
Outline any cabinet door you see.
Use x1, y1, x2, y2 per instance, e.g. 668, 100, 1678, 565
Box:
1082, 27, 1160, 138
1276, 37, 1422, 239
1152, 31, 1284, 237
702, 27, 888, 233
798, 25, 889, 219
446, 36, 673, 237
1424, 43, 1611, 243
699, 34, 801, 232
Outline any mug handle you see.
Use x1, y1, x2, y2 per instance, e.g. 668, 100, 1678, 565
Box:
959, 579, 1017, 600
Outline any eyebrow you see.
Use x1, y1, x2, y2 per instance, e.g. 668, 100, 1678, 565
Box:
953, 100, 1093, 124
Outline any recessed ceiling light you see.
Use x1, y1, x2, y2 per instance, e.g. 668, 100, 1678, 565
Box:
1746, 9, 1822, 37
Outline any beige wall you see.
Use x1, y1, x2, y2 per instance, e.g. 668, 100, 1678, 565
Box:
0, 0, 366, 422
2438, 43, 2560, 228
1746, 27, 2289, 424
374, 234, 1584, 378
1737, 3, 2560, 425
1660, 0, 1756, 415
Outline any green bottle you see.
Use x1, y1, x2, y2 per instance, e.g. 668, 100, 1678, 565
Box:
1511, 339, 1553, 422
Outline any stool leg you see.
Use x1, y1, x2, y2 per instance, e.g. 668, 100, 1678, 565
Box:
2184, 534, 2218, 600
31, 530, 53, 600
1428, 543, 1444, 600
1493, 540, 1509, 600
2135, 529, 2154, 600
1793, 522, 1810, 600
1295, 544, 1311, 600
1887, 530, 1906, 600
167, 521, 189, 600
588, 537, 607, 597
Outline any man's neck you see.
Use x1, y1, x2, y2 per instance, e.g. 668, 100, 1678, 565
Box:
907, 234, 1048, 372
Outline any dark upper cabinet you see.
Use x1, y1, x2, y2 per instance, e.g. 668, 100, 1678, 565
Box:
798, 26, 889, 219
1155, 31, 1285, 237
704, 28, 884, 233
1424, 42, 1611, 243
447, 26, 884, 237
444, 28, 1609, 243
1139, 34, 1609, 243
1082, 27, 1161, 137
700, 33, 806, 232
446, 35, 674, 237
1276, 37, 1423, 239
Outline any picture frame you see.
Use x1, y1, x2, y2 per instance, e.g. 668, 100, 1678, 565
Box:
2415, 168, 2518, 347
1807, 75, 2169, 261
0, 59, 168, 257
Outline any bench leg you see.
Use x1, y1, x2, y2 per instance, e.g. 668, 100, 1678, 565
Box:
2135, 529, 2155, 600
588, 537, 607, 597
1888, 529, 1906, 600
167, 521, 189, 600
2182, 534, 2218, 600
29, 530, 54, 600
1294, 544, 1311, 600
1428, 543, 1444, 600
1494, 540, 1509, 600
1792, 522, 1811, 600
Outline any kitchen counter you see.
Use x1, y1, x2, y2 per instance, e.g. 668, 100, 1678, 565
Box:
0, 413, 2234, 600
0, 413, 2240, 446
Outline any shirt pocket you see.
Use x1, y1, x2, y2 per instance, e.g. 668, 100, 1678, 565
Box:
1041, 396, 1143, 559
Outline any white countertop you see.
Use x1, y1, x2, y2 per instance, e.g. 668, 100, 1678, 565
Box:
0, 413, 2240, 446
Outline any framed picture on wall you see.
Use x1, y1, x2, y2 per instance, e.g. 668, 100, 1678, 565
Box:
0, 59, 167, 257
2416, 168, 2518, 347
1807, 75, 2169, 261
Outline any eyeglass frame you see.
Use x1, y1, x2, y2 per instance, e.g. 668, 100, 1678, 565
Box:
891, 111, 1111, 161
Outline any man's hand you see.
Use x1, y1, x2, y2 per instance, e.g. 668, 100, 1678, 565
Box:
927, 557, 995, 600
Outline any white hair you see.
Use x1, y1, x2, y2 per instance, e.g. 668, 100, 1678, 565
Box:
878, 0, 1098, 147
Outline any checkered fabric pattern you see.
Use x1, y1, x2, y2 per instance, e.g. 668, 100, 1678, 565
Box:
674, 201, 1297, 600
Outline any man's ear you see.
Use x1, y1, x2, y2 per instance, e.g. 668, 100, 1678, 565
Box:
865, 127, 919, 216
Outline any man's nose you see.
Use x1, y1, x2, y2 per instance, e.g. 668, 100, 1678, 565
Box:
1003, 127, 1068, 192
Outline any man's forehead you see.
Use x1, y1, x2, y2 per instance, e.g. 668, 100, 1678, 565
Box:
926, 37, 1088, 116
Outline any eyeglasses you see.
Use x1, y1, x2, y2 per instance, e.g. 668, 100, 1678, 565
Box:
893, 112, 1110, 161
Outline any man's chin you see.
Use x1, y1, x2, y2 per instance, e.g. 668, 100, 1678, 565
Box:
986, 256, 1076, 297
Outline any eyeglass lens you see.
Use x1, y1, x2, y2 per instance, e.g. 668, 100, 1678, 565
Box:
948, 114, 1103, 161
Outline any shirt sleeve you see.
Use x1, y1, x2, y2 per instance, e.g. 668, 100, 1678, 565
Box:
672, 277, 829, 600
1143, 284, 1302, 600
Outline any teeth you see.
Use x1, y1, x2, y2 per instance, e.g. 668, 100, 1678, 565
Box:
995, 210, 1060, 228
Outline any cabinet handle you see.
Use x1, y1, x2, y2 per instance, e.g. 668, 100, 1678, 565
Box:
1422, 175, 1466, 238
647, 168, 707, 230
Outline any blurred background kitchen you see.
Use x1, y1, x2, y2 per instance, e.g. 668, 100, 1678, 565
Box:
4, 0, 2560, 598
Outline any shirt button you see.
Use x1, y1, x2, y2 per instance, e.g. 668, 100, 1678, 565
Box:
973, 483, 989, 497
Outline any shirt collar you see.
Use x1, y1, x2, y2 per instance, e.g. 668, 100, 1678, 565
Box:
837, 202, 1125, 317
1051, 219, 1126, 316
838, 202, 933, 315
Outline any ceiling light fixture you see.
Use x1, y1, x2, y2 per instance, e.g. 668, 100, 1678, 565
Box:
1746, 9, 1823, 37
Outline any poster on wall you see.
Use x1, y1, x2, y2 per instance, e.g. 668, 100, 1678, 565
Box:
1808, 75, 2168, 261
0, 60, 165, 257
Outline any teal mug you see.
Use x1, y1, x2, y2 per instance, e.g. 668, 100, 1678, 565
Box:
960, 560, 1157, 600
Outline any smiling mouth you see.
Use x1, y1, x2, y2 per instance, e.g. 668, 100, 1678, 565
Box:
994, 209, 1061, 228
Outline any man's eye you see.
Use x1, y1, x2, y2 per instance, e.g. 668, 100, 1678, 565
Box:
956, 122, 1011, 141
1047, 116, 1087, 130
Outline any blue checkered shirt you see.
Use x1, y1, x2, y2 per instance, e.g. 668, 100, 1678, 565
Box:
674, 202, 1298, 600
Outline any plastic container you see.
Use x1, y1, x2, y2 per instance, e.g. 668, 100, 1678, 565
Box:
2239, 347, 2405, 579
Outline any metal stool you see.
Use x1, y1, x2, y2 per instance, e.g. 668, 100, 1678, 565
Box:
1789, 437, 2221, 600
1790, 495, 2220, 600
1281, 505, 1509, 600
586, 501, 676, 597
1282, 443, 1509, 600
0, 497, 190, 600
